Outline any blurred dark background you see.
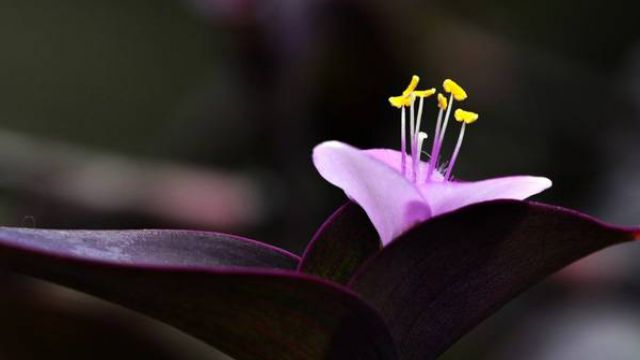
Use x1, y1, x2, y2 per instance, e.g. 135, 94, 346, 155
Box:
1, 0, 639, 358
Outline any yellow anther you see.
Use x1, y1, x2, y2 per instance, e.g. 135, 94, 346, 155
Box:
388, 95, 413, 108
454, 108, 479, 124
437, 93, 448, 110
402, 75, 420, 96
389, 75, 420, 108
443, 79, 468, 101
414, 88, 436, 98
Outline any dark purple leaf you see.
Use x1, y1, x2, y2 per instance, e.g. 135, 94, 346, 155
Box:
348, 200, 639, 360
0, 228, 298, 269
0, 228, 397, 360
0, 272, 195, 360
299, 202, 381, 284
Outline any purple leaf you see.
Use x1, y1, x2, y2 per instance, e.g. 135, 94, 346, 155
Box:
299, 202, 381, 284
348, 200, 639, 359
0, 228, 298, 269
0, 273, 189, 360
0, 228, 397, 360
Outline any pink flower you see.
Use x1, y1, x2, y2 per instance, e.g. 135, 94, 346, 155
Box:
313, 76, 552, 244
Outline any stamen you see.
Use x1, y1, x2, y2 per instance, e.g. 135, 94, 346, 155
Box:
389, 76, 474, 182
443, 79, 468, 101
410, 98, 416, 145
439, 94, 455, 143
416, 132, 428, 182
437, 93, 448, 110
444, 122, 466, 180
410, 99, 416, 181
454, 108, 479, 124
445, 109, 479, 179
426, 97, 446, 180
389, 76, 421, 175
389, 95, 412, 108
401, 106, 407, 175
432, 80, 468, 179
413, 96, 425, 174
428, 93, 454, 180
414, 88, 436, 98
415, 96, 425, 140
402, 75, 420, 96
417, 132, 428, 155
414, 88, 435, 139
413, 89, 434, 182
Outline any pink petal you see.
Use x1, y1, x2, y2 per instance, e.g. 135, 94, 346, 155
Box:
365, 149, 445, 183
313, 141, 431, 245
418, 176, 552, 217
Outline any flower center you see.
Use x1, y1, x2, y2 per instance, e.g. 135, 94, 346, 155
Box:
388, 76, 479, 183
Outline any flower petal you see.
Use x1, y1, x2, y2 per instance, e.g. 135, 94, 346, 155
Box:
365, 148, 445, 183
313, 141, 431, 244
419, 175, 552, 216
